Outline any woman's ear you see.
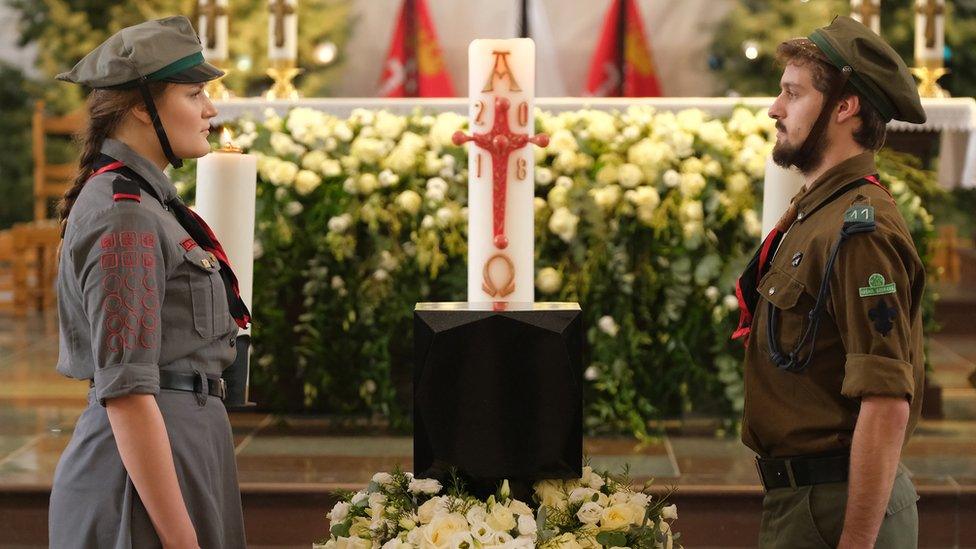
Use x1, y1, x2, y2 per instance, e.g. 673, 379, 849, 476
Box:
129, 101, 153, 126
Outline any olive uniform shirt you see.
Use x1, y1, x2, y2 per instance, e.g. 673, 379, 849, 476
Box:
741, 151, 925, 458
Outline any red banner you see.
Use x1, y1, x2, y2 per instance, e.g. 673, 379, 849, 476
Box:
584, 0, 662, 97
377, 0, 455, 97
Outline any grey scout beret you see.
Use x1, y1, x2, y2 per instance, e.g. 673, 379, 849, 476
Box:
56, 15, 224, 89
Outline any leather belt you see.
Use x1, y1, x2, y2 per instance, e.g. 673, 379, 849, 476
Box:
756, 453, 849, 491
88, 371, 226, 401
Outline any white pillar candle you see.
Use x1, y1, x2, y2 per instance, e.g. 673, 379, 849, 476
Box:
914, 0, 945, 64
194, 145, 258, 331
199, 0, 229, 62
761, 156, 805, 240
850, 0, 881, 35
457, 39, 547, 306
268, 0, 299, 61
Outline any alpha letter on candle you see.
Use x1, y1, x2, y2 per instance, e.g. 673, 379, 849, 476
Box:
453, 39, 548, 305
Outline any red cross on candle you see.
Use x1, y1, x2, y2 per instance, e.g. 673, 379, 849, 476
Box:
452, 96, 549, 250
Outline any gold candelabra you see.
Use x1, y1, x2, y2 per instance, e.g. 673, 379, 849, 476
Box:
911, 59, 950, 99
204, 61, 233, 101
264, 58, 303, 100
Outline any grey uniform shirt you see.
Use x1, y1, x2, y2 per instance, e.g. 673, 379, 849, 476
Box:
57, 138, 238, 404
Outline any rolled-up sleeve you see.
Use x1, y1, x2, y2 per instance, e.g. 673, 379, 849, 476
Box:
71, 200, 166, 405
830, 220, 920, 402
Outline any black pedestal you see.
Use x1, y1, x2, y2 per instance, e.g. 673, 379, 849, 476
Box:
413, 302, 583, 496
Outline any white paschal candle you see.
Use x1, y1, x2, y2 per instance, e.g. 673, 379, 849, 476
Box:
761, 155, 805, 240
914, 0, 945, 64
199, 0, 229, 62
194, 139, 258, 332
461, 39, 542, 305
268, 0, 299, 61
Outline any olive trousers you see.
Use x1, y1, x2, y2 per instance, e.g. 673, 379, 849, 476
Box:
758, 465, 919, 548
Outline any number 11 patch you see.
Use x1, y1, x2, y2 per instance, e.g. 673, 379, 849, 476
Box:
845, 204, 875, 224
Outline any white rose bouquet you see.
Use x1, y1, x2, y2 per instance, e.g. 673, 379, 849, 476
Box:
316, 466, 680, 549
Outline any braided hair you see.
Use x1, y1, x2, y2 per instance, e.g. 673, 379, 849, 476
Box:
57, 82, 169, 239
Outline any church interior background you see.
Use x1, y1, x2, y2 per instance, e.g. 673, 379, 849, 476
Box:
0, 0, 974, 546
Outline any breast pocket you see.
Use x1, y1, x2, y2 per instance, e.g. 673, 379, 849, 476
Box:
184, 247, 230, 340
757, 268, 811, 361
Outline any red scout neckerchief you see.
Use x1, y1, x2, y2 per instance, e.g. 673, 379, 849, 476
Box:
731, 174, 890, 345
89, 156, 252, 329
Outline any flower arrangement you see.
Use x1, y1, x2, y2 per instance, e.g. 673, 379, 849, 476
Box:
173, 105, 936, 435
314, 467, 679, 549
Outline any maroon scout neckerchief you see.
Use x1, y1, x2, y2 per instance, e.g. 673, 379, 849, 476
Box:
89, 156, 252, 329
731, 174, 890, 346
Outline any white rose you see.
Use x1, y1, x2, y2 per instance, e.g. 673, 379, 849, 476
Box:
334, 536, 371, 549
469, 520, 495, 544
727, 172, 751, 195
548, 207, 580, 243
581, 466, 605, 490
372, 472, 394, 485
662, 169, 681, 188
408, 477, 443, 495
422, 513, 467, 549
535, 167, 554, 185
626, 186, 660, 210
556, 175, 574, 188
551, 533, 583, 549
681, 201, 704, 221
536, 267, 562, 295
321, 159, 342, 177
465, 505, 487, 526
486, 503, 516, 533
396, 190, 423, 215
435, 206, 454, 227
617, 163, 643, 188
517, 514, 537, 538
358, 173, 379, 195
430, 112, 466, 148
547, 185, 570, 209
284, 201, 303, 216
705, 286, 720, 302
379, 169, 400, 187
661, 504, 678, 520
547, 129, 579, 154
417, 496, 448, 524
597, 315, 619, 337
350, 136, 387, 164
569, 487, 598, 505
595, 164, 618, 186
328, 213, 353, 234
269, 161, 299, 186
381, 538, 412, 549
587, 110, 618, 142
697, 119, 730, 150
374, 110, 407, 139
723, 294, 739, 311
270, 132, 304, 157
599, 503, 640, 531
421, 215, 435, 229
576, 502, 603, 525
351, 490, 368, 505
553, 151, 579, 172
302, 150, 327, 172
679, 173, 706, 197
508, 500, 532, 516
533, 480, 567, 511
676, 108, 705, 132
534, 197, 548, 213
333, 122, 353, 142
584, 365, 599, 381
328, 501, 351, 523
590, 185, 622, 212
294, 170, 322, 196
425, 177, 449, 202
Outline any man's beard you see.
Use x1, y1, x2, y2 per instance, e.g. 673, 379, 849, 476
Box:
771, 123, 828, 175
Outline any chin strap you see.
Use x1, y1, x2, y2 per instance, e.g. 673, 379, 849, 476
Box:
137, 77, 183, 169
788, 66, 853, 170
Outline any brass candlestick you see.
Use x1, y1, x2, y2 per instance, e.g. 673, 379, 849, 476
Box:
204, 61, 233, 101
911, 59, 950, 98
264, 58, 302, 100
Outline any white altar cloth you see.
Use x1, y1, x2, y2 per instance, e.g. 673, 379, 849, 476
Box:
212, 97, 976, 189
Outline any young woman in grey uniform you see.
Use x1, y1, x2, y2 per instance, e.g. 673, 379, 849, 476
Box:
49, 16, 250, 548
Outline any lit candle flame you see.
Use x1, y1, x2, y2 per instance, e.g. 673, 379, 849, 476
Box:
218, 127, 242, 153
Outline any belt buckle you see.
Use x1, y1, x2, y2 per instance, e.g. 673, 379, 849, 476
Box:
217, 378, 227, 400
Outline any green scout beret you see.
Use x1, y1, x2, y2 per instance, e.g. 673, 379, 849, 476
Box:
809, 15, 925, 124
56, 16, 224, 89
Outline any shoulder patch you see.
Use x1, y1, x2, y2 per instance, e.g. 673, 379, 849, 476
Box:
112, 177, 142, 203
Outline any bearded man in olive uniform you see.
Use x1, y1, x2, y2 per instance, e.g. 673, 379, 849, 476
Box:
734, 16, 926, 549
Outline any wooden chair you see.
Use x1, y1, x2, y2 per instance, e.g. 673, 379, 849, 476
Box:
0, 101, 85, 316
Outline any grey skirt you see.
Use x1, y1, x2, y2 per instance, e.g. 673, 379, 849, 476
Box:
49, 388, 246, 549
